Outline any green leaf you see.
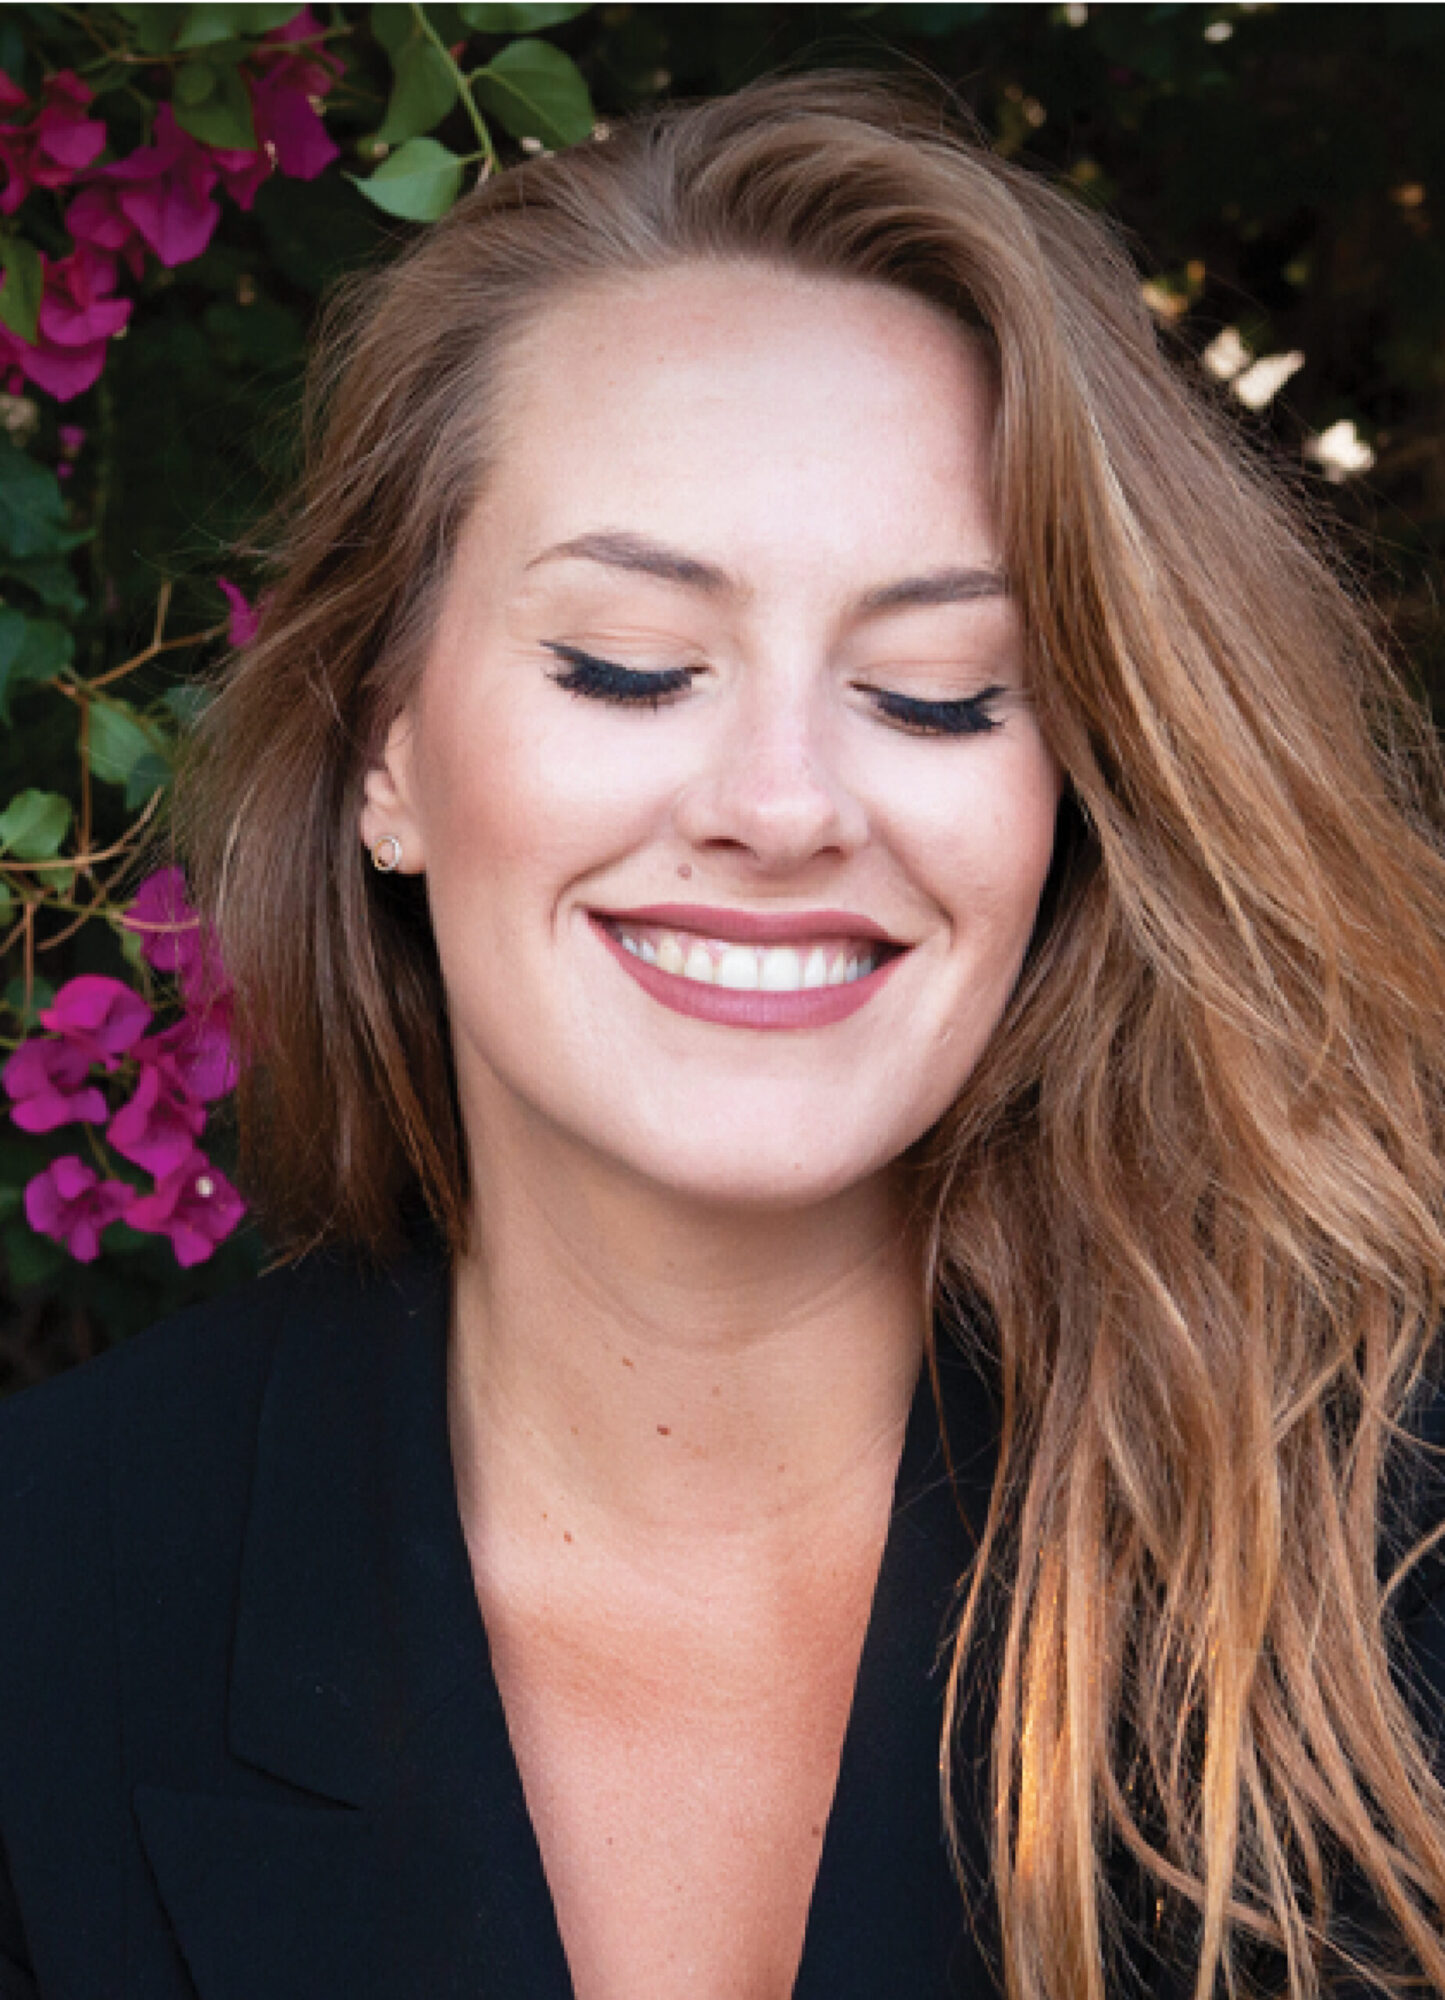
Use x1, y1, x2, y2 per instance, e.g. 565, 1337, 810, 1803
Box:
175, 2, 303, 47
370, 3, 413, 59
350, 137, 465, 221
172, 62, 259, 151
123, 750, 173, 810
161, 682, 215, 729
0, 553, 87, 616
0, 237, 43, 346
472, 37, 592, 147
174, 58, 218, 106
0, 790, 71, 861
377, 36, 460, 144
87, 700, 169, 793
458, 4, 590, 29
0, 436, 89, 562
2, 974, 56, 1022
0, 614, 73, 724
112, 4, 182, 53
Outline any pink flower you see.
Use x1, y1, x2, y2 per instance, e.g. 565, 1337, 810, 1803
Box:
217, 576, 259, 646
136, 1014, 239, 1105
24, 1156, 135, 1264
64, 182, 150, 282
2, 1037, 108, 1133
107, 1060, 206, 1179
127, 1152, 245, 1266
0, 71, 107, 216
0, 242, 134, 401
122, 868, 230, 1012
39, 973, 152, 1068
207, 142, 271, 213
249, 9, 341, 181
97, 104, 224, 268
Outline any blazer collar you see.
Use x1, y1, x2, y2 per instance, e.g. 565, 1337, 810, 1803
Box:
224, 1239, 479, 1807
133, 1244, 1001, 2000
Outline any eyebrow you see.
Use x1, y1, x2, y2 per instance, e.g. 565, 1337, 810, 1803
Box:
523, 530, 1009, 616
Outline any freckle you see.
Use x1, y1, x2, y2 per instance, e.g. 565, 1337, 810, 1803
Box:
711, 1384, 720, 1397
571, 1424, 578, 1436
563, 1530, 573, 1544
657, 1425, 671, 1436
621, 1356, 634, 1370
811, 1824, 822, 1840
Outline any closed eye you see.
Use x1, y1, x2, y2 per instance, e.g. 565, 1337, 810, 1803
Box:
860, 684, 1006, 737
544, 642, 697, 709
544, 642, 1006, 738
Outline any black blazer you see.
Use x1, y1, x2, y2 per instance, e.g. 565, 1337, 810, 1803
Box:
0, 1245, 1441, 1999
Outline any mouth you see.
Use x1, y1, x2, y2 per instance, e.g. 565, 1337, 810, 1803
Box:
597, 918, 898, 992
586, 905, 910, 1031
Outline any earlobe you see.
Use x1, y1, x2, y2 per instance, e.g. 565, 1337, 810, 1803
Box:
358, 712, 424, 872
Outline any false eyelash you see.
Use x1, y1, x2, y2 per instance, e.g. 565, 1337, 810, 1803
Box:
544, 641, 1006, 739
543, 642, 696, 709
866, 684, 1006, 737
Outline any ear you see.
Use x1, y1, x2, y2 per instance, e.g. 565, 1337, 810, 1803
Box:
358, 710, 426, 873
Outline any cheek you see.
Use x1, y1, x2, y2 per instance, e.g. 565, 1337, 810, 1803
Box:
410, 684, 669, 913
902, 737, 1062, 935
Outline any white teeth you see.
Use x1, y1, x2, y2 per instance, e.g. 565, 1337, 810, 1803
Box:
610, 921, 882, 994
715, 946, 759, 989
759, 947, 802, 991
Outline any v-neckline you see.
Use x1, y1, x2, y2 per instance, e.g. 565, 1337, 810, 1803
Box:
449, 1327, 1000, 1998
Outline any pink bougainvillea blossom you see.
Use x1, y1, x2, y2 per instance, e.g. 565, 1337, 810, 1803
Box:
107, 1060, 207, 1180
207, 141, 272, 213
97, 104, 228, 268
0, 242, 134, 401
122, 868, 230, 1012
127, 1152, 245, 1267
24, 1156, 135, 1264
2, 1036, 108, 1133
217, 576, 260, 647
248, 9, 342, 180
39, 973, 152, 1068
63, 181, 150, 282
137, 1014, 239, 1105
0, 70, 107, 216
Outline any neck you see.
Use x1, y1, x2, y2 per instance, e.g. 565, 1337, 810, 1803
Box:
447, 1120, 927, 1562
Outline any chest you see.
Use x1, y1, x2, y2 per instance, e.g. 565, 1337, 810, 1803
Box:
477, 1550, 885, 1999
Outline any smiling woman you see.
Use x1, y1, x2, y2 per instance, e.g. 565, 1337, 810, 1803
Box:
2, 69, 1445, 2000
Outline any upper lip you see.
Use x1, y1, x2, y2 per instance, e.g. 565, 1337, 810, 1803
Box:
590, 903, 905, 947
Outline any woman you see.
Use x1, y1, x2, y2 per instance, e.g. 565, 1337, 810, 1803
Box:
2, 70, 1444, 2000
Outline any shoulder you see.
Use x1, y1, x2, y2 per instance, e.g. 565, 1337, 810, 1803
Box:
0, 1247, 432, 1615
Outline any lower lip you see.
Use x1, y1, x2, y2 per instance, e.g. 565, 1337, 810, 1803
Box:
589, 916, 907, 1031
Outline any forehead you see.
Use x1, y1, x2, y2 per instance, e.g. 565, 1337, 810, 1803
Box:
472, 261, 1001, 586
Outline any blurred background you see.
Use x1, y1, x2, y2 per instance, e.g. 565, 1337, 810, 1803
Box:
2, 2, 1442, 1384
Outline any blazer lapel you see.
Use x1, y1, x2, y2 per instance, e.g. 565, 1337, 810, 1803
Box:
130, 1244, 575, 2000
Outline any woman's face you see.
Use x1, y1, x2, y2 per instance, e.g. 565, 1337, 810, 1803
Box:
362, 263, 1062, 1211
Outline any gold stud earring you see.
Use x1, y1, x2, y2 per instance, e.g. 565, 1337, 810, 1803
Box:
371, 834, 403, 873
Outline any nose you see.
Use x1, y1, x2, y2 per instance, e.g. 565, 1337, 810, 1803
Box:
671, 666, 869, 873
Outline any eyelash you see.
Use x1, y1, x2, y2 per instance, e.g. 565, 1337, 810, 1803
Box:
543, 644, 1005, 738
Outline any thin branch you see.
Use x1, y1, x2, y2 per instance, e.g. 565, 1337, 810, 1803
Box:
0, 787, 164, 875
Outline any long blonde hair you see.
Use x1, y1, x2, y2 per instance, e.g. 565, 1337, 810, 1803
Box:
183, 72, 1445, 1997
